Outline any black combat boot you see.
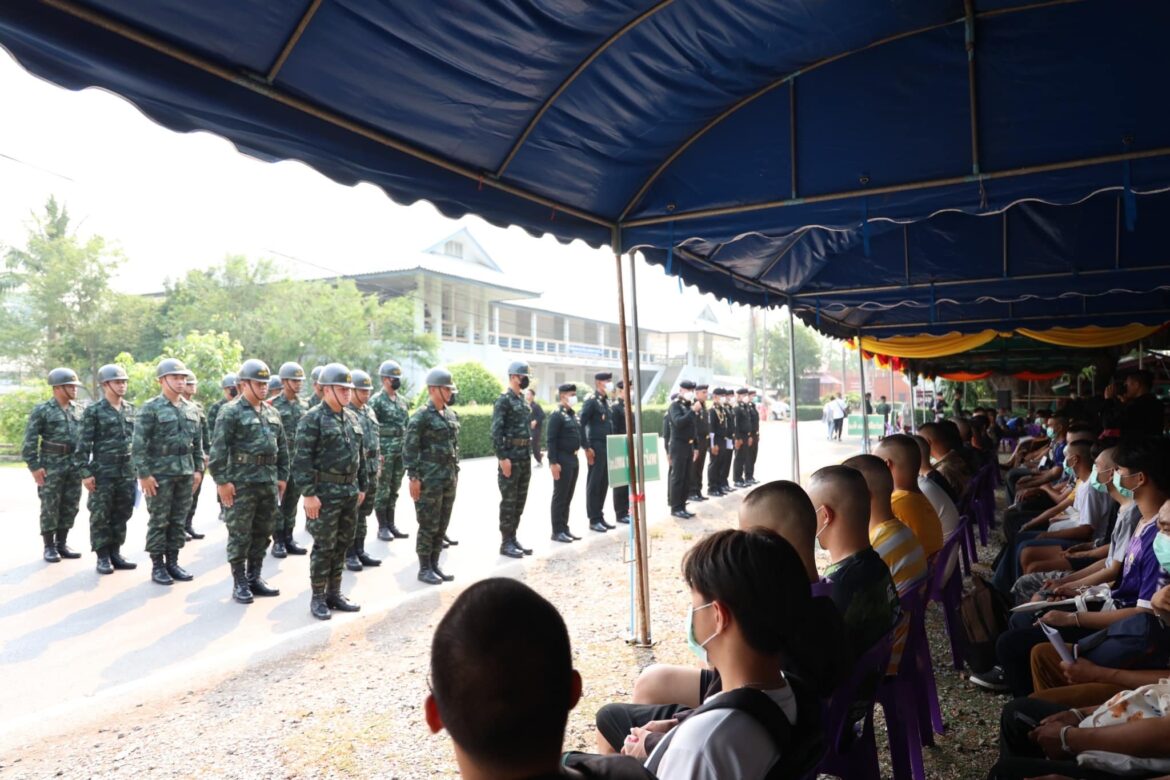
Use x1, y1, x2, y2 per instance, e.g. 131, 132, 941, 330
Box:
431, 552, 454, 582
110, 546, 137, 570
375, 508, 392, 542
55, 529, 81, 559
516, 538, 533, 555
499, 538, 524, 559
388, 518, 409, 540
231, 561, 254, 604
310, 583, 331, 620
43, 533, 61, 563
247, 559, 280, 597
443, 534, 458, 546
184, 519, 205, 540
345, 544, 363, 572
357, 545, 382, 567
151, 554, 173, 585
417, 553, 442, 585
270, 530, 287, 558
284, 531, 307, 555
165, 550, 193, 582
325, 578, 360, 612
96, 547, 114, 575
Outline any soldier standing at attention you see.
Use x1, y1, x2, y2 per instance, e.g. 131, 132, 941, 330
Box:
345, 369, 383, 571
492, 361, 535, 559
76, 364, 137, 574
271, 362, 309, 558
706, 388, 727, 496
667, 380, 699, 519
180, 372, 209, 541
24, 367, 85, 563
306, 365, 325, 408
745, 389, 761, 486
578, 371, 614, 533
210, 359, 288, 604
133, 358, 205, 585
719, 390, 737, 491
404, 368, 460, 586
732, 387, 752, 487
610, 379, 631, 524
266, 375, 282, 405
369, 360, 410, 542
206, 373, 237, 523
546, 383, 582, 543
688, 384, 710, 503
292, 363, 367, 619
527, 388, 544, 467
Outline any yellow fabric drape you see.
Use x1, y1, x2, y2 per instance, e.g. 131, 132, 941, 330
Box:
857, 330, 1000, 359
1015, 323, 1164, 348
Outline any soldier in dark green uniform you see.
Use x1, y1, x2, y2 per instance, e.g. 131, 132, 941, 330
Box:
610, 379, 631, 524
76, 364, 138, 574
206, 373, 237, 524
546, 383, 582, 543
745, 389, 761, 485
270, 361, 309, 558
667, 380, 699, 519
706, 388, 729, 496
345, 369, 383, 571
306, 365, 325, 408
24, 367, 85, 563
369, 359, 410, 542
210, 359, 288, 604
133, 358, 205, 585
492, 361, 535, 559
266, 375, 283, 400
732, 387, 751, 487
291, 363, 367, 620
180, 372, 209, 541
404, 367, 460, 586
578, 371, 614, 533
688, 384, 711, 502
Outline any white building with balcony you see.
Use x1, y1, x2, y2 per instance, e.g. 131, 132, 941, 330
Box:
345, 229, 738, 402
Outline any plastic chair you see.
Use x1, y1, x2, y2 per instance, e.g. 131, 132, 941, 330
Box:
811, 578, 833, 598
926, 526, 967, 670
810, 632, 894, 780
878, 588, 933, 780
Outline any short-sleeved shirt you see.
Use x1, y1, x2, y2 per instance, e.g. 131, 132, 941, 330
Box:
890, 489, 944, 558
918, 474, 961, 539
1108, 502, 1142, 565
869, 518, 928, 673
1047, 479, 1116, 541
824, 547, 900, 658
1111, 519, 1168, 610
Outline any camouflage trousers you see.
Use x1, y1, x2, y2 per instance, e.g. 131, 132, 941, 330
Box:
497, 455, 531, 539
307, 492, 358, 586
225, 482, 278, 564
38, 467, 82, 535
274, 477, 302, 535
353, 488, 376, 547
415, 476, 457, 559
144, 475, 194, 554
185, 470, 205, 524
374, 451, 404, 526
88, 477, 135, 551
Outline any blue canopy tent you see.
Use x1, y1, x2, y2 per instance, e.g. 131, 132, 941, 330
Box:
4, 0, 1168, 641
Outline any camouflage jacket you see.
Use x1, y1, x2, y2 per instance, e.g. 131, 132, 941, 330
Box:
403, 400, 460, 484
491, 387, 530, 460
349, 402, 381, 480
209, 397, 289, 485
291, 402, 367, 498
206, 398, 229, 439
132, 395, 205, 478
75, 398, 136, 481
307, 393, 322, 409
368, 390, 409, 455
191, 399, 210, 471
22, 398, 84, 473
271, 393, 308, 464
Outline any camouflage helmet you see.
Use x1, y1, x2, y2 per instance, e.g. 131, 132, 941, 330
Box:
351, 369, 374, 391
267, 375, 283, 394
377, 359, 402, 379
238, 359, 271, 383
425, 367, 456, 389
318, 362, 355, 388
97, 364, 128, 384
156, 358, 189, 379
185, 371, 198, 386
47, 367, 83, 387
278, 361, 305, 381
310, 365, 324, 384
220, 373, 238, 389
506, 360, 530, 377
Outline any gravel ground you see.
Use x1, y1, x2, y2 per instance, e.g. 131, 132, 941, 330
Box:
0, 499, 1009, 779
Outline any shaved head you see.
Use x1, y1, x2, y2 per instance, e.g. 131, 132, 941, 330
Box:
807, 466, 870, 535
739, 480, 818, 582
875, 434, 923, 490
842, 454, 894, 503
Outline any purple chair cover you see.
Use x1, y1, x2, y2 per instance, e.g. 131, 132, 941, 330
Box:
927, 525, 967, 670
810, 632, 895, 780
811, 578, 833, 598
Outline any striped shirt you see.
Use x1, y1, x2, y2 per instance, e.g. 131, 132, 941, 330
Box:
869, 518, 928, 674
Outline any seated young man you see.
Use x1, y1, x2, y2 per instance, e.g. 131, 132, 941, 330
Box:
873, 434, 944, 557
918, 421, 974, 502
911, 434, 962, 539
426, 577, 650, 780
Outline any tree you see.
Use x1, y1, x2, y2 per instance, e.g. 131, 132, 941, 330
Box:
447, 361, 502, 406
754, 314, 822, 396
115, 331, 244, 407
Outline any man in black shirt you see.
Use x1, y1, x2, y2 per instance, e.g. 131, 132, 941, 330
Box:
578, 372, 615, 533
667, 381, 699, 519
688, 384, 710, 502
546, 384, 582, 543
611, 379, 631, 524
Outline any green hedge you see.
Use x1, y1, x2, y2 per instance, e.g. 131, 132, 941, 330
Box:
797, 405, 825, 422
454, 402, 672, 459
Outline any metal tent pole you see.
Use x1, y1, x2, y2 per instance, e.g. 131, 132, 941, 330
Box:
909, 370, 918, 434
1139, 340, 1144, 370
888, 361, 895, 434
857, 334, 869, 453
787, 304, 801, 483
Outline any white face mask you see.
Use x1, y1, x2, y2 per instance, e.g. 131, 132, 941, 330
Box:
604, 381, 614, 393
566, 394, 577, 407
682, 391, 694, 402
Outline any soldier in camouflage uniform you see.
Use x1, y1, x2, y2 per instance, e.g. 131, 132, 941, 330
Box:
23, 367, 85, 563
266, 375, 283, 403
133, 358, 206, 585
306, 365, 325, 408
210, 359, 289, 604
369, 359, 410, 542
291, 363, 367, 620
492, 361, 534, 559
404, 367, 460, 586
345, 369, 382, 571
75, 364, 138, 574
180, 372, 209, 541
270, 361, 309, 558
206, 373, 238, 523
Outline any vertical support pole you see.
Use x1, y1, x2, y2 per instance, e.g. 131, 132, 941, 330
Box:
787, 303, 801, 483
889, 361, 896, 433
1138, 340, 1144, 370
909, 370, 918, 434
1027, 380, 1033, 414
615, 247, 650, 646
857, 333, 869, 453
841, 342, 848, 402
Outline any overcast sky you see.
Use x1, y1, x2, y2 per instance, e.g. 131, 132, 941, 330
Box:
0, 48, 747, 334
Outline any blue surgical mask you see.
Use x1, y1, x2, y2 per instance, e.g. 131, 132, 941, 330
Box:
1046, 426, 1056, 439
1113, 471, 1136, 500
1063, 461, 1076, 480
686, 602, 717, 663
1154, 533, 1170, 575
1088, 466, 1108, 493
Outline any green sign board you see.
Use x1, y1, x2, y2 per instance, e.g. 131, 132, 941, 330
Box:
607, 433, 661, 488
846, 414, 886, 437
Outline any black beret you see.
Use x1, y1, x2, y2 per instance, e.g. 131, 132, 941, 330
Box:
670, 393, 679, 401
737, 387, 750, 394
616, 379, 625, 389
696, 383, 709, 391
558, 383, 577, 393
679, 379, 696, 390
595, 371, 613, 381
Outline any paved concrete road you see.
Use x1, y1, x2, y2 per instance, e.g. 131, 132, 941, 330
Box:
0, 418, 859, 748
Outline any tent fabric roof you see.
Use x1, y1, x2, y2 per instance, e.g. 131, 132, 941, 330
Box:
3, 0, 1168, 337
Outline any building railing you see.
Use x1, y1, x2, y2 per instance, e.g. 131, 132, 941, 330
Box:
489, 333, 663, 365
